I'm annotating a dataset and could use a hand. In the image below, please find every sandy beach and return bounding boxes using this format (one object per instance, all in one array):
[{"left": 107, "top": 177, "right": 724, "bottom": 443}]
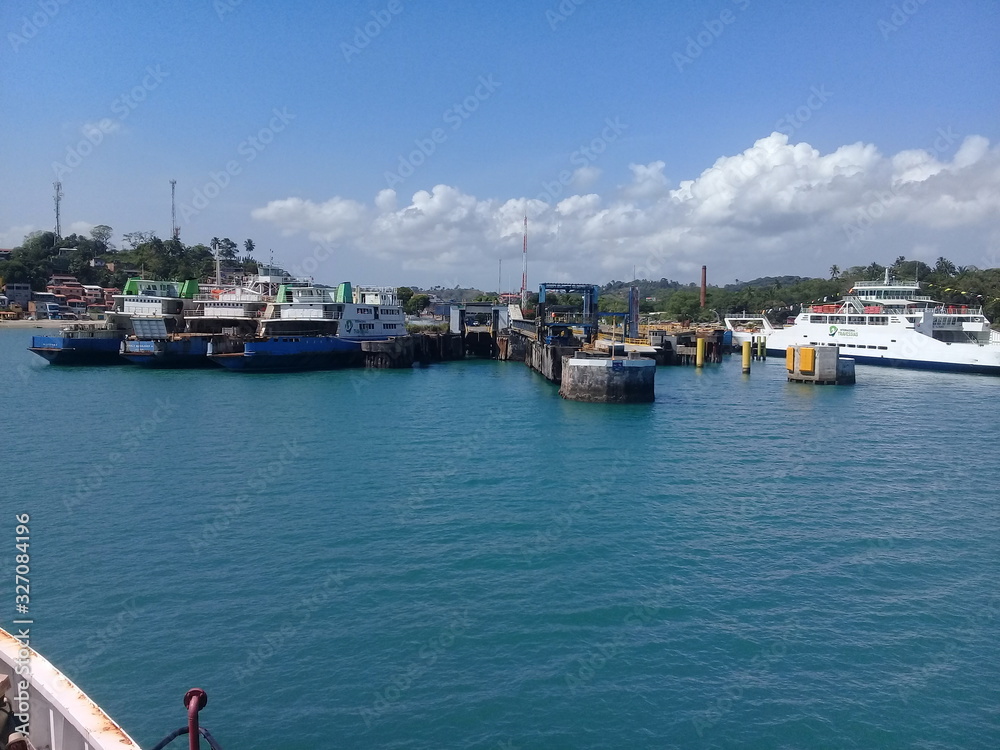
[{"left": 0, "top": 319, "right": 70, "bottom": 329}]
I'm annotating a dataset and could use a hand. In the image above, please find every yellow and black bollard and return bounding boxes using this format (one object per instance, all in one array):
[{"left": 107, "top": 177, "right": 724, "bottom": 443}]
[
  {"left": 742, "top": 340, "right": 751, "bottom": 373},
  {"left": 695, "top": 337, "right": 706, "bottom": 368}
]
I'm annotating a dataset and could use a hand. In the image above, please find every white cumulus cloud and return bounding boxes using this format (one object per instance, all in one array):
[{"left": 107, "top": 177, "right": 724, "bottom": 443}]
[{"left": 251, "top": 132, "right": 1000, "bottom": 284}]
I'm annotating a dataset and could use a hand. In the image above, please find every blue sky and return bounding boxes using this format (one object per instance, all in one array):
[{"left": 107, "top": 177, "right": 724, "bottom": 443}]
[{"left": 2, "top": 0, "right": 999, "bottom": 289}]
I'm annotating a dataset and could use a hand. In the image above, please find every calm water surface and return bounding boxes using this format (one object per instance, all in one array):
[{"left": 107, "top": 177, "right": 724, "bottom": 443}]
[{"left": 1, "top": 329, "right": 998, "bottom": 749}]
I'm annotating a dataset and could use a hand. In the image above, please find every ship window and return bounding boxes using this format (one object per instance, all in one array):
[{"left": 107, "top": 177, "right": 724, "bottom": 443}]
[
  {"left": 810, "top": 315, "right": 828, "bottom": 323},
  {"left": 829, "top": 316, "right": 846, "bottom": 324},
  {"left": 877, "top": 346, "right": 888, "bottom": 350},
  {"left": 868, "top": 345, "right": 877, "bottom": 349},
  {"left": 848, "top": 316, "right": 865, "bottom": 325}
]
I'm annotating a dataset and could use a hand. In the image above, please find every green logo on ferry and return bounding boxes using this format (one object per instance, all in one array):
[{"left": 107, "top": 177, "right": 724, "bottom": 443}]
[{"left": 829, "top": 325, "right": 838, "bottom": 336}]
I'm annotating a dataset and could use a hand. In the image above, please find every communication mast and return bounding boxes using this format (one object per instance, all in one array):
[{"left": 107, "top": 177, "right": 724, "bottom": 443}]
[
  {"left": 520, "top": 215, "right": 528, "bottom": 308},
  {"left": 170, "top": 179, "right": 180, "bottom": 240},
  {"left": 53, "top": 181, "right": 63, "bottom": 239}
]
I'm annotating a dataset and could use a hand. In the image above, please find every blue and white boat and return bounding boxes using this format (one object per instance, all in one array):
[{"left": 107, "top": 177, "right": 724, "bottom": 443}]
[
  {"left": 28, "top": 277, "right": 198, "bottom": 365},
  {"left": 725, "top": 272, "right": 1000, "bottom": 374},
  {"left": 208, "top": 281, "right": 408, "bottom": 371},
  {"left": 120, "top": 268, "right": 281, "bottom": 367},
  {"left": 28, "top": 323, "right": 131, "bottom": 365}
]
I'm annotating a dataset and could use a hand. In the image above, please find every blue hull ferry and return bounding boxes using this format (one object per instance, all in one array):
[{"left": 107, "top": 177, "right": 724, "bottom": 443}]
[
  {"left": 209, "top": 335, "right": 364, "bottom": 371},
  {"left": 208, "top": 280, "right": 408, "bottom": 372},
  {"left": 29, "top": 331, "right": 127, "bottom": 365},
  {"left": 120, "top": 335, "right": 218, "bottom": 368}
]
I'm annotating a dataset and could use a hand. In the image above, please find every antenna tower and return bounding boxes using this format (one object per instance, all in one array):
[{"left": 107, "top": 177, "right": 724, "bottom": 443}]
[
  {"left": 520, "top": 215, "right": 528, "bottom": 308},
  {"left": 53, "top": 181, "right": 63, "bottom": 239},
  {"left": 170, "top": 179, "right": 179, "bottom": 240}
]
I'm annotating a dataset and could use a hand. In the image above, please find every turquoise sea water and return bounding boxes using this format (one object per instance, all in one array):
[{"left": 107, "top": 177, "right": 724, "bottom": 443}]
[{"left": 2, "top": 328, "right": 999, "bottom": 749}]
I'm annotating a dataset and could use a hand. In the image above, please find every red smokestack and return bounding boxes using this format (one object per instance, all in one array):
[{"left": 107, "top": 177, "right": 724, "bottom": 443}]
[{"left": 700, "top": 265, "right": 707, "bottom": 308}]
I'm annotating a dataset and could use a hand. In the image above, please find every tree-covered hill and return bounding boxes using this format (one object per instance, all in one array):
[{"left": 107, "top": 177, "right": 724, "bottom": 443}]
[{"left": 0, "top": 229, "right": 258, "bottom": 291}]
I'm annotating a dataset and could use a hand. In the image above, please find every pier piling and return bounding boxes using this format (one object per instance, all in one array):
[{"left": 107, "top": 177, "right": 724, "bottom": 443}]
[{"left": 742, "top": 340, "right": 751, "bottom": 373}]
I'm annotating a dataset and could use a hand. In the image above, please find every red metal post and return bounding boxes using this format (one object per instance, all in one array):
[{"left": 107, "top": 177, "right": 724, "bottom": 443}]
[
  {"left": 185, "top": 688, "right": 208, "bottom": 750},
  {"left": 700, "top": 265, "right": 707, "bottom": 308}
]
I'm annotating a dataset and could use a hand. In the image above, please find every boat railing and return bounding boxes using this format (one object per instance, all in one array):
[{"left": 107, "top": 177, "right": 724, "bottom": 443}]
[
  {"left": 263, "top": 310, "right": 342, "bottom": 321},
  {"left": 193, "top": 292, "right": 265, "bottom": 302},
  {"left": 186, "top": 309, "right": 263, "bottom": 318},
  {"left": 932, "top": 305, "right": 984, "bottom": 315},
  {"left": 852, "top": 280, "right": 922, "bottom": 288}
]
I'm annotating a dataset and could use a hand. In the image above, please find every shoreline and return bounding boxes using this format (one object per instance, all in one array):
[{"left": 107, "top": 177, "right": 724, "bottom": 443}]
[{"left": 0, "top": 319, "right": 68, "bottom": 329}]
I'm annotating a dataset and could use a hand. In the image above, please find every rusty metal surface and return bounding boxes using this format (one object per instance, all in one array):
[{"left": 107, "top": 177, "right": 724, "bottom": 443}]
[{"left": 0, "top": 627, "right": 140, "bottom": 749}]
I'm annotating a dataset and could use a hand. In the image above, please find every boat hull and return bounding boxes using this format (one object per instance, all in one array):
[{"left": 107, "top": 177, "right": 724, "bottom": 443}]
[
  {"left": 209, "top": 335, "right": 365, "bottom": 372},
  {"left": 728, "top": 320, "right": 1000, "bottom": 376},
  {"left": 765, "top": 346, "right": 1000, "bottom": 375},
  {"left": 120, "top": 337, "right": 217, "bottom": 368},
  {"left": 29, "top": 335, "right": 126, "bottom": 365}
]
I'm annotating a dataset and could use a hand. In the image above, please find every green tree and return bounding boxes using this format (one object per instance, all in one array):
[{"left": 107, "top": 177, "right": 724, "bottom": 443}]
[
  {"left": 123, "top": 231, "right": 155, "bottom": 250},
  {"left": 665, "top": 290, "right": 702, "bottom": 321},
  {"left": 219, "top": 238, "right": 238, "bottom": 260},
  {"left": 829, "top": 264, "right": 840, "bottom": 280},
  {"left": 396, "top": 286, "right": 414, "bottom": 308},
  {"left": 935, "top": 257, "right": 957, "bottom": 276},
  {"left": 90, "top": 225, "right": 114, "bottom": 251},
  {"left": 406, "top": 294, "right": 431, "bottom": 314}
]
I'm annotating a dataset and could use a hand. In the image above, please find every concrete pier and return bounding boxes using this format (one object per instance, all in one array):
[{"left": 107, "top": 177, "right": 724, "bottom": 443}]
[
  {"left": 525, "top": 338, "right": 578, "bottom": 382},
  {"left": 786, "top": 345, "right": 855, "bottom": 385},
  {"left": 559, "top": 352, "right": 655, "bottom": 403},
  {"left": 361, "top": 333, "right": 465, "bottom": 368}
]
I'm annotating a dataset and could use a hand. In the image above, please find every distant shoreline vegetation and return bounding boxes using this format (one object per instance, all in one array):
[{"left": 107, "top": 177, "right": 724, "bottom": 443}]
[
  {"left": 410, "top": 258, "right": 1000, "bottom": 326},
  {"left": 2, "top": 231, "right": 998, "bottom": 325}
]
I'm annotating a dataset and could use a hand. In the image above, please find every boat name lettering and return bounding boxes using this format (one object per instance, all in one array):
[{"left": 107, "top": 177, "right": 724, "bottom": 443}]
[{"left": 828, "top": 326, "right": 858, "bottom": 337}]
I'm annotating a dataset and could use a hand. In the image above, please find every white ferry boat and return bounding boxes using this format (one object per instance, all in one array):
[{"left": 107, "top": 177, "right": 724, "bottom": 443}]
[
  {"left": 208, "top": 281, "right": 408, "bottom": 371},
  {"left": 121, "top": 265, "right": 290, "bottom": 366},
  {"left": 725, "top": 273, "right": 1000, "bottom": 374}
]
